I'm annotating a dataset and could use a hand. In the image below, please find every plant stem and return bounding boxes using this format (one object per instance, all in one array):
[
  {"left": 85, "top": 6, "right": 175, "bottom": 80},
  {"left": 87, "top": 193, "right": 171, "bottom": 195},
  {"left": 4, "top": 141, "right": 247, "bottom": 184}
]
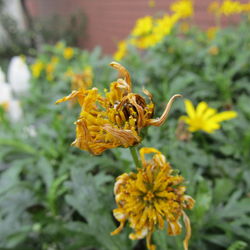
[{"left": 129, "top": 146, "right": 141, "bottom": 168}]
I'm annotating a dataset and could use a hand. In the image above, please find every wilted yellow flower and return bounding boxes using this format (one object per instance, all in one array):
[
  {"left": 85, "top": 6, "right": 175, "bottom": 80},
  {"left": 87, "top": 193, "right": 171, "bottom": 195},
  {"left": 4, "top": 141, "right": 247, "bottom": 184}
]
[
  {"left": 56, "top": 62, "right": 181, "bottom": 155},
  {"left": 170, "top": 0, "right": 194, "bottom": 19},
  {"left": 63, "top": 47, "right": 74, "bottom": 60},
  {"left": 180, "top": 99, "right": 237, "bottom": 133},
  {"left": 114, "top": 41, "right": 127, "bottom": 61},
  {"left": 111, "top": 147, "right": 195, "bottom": 250},
  {"left": 31, "top": 60, "right": 44, "bottom": 78},
  {"left": 131, "top": 16, "right": 153, "bottom": 36}
]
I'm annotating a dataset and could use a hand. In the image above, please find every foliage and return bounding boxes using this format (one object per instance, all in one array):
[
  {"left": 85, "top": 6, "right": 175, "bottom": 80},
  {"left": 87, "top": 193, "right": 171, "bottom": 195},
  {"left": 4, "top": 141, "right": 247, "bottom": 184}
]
[{"left": 0, "top": 18, "right": 250, "bottom": 250}]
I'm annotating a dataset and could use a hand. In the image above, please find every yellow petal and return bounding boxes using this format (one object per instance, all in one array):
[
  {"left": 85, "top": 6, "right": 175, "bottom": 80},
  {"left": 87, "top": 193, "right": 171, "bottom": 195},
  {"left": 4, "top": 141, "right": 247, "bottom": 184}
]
[
  {"left": 182, "top": 211, "right": 191, "bottom": 250},
  {"left": 208, "top": 111, "right": 237, "bottom": 123},
  {"left": 196, "top": 102, "right": 208, "bottom": 116},
  {"left": 184, "top": 99, "right": 196, "bottom": 118}
]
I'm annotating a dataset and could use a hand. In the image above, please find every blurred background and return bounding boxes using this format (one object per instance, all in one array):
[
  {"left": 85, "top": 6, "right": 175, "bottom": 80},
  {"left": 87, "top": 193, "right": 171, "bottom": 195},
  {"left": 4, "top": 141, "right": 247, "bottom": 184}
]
[{"left": 0, "top": 1, "right": 250, "bottom": 250}]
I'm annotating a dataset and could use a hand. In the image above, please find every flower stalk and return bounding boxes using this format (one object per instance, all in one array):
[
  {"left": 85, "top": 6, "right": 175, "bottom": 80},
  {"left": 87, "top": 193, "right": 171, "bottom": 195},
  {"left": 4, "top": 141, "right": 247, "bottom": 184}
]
[{"left": 129, "top": 146, "right": 141, "bottom": 168}]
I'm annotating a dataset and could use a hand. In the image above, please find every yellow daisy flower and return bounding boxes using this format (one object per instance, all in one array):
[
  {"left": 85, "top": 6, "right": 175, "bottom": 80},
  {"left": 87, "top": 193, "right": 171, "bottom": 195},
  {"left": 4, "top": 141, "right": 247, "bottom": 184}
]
[
  {"left": 56, "top": 62, "right": 181, "bottom": 155},
  {"left": 31, "top": 60, "right": 44, "bottom": 78},
  {"left": 180, "top": 99, "right": 237, "bottom": 133},
  {"left": 131, "top": 16, "right": 153, "bottom": 37},
  {"left": 111, "top": 147, "right": 195, "bottom": 250},
  {"left": 113, "top": 40, "right": 127, "bottom": 61},
  {"left": 170, "top": 0, "right": 194, "bottom": 19},
  {"left": 63, "top": 47, "right": 74, "bottom": 60}
]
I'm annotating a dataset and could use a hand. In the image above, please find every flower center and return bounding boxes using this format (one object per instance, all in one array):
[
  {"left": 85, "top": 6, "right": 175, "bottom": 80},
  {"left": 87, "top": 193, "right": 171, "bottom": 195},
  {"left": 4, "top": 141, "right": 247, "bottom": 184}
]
[{"left": 143, "top": 191, "right": 155, "bottom": 202}]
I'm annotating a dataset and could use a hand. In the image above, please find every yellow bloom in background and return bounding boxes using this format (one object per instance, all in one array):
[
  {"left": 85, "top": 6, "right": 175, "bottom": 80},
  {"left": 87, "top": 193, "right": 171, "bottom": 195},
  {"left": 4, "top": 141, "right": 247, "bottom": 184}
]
[
  {"left": 31, "top": 60, "right": 44, "bottom": 78},
  {"left": 63, "top": 47, "right": 74, "bottom": 60},
  {"left": 130, "top": 14, "right": 179, "bottom": 49},
  {"left": 113, "top": 40, "right": 127, "bottom": 61},
  {"left": 220, "top": 0, "right": 242, "bottom": 16},
  {"left": 208, "top": 46, "right": 219, "bottom": 55},
  {"left": 131, "top": 16, "right": 153, "bottom": 37},
  {"left": 180, "top": 99, "right": 237, "bottom": 133},
  {"left": 208, "top": 1, "right": 221, "bottom": 15},
  {"left": 206, "top": 26, "right": 219, "bottom": 40},
  {"left": 46, "top": 56, "right": 59, "bottom": 81},
  {"left": 55, "top": 41, "right": 65, "bottom": 50},
  {"left": 66, "top": 66, "right": 93, "bottom": 90},
  {"left": 242, "top": 3, "right": 250, "bottom": 12},
  {"left": 209, "top": 0, "right": 246, "bottom": 16},
  {"left": 111, "top": 147, "right": 195, "bottom": 250},
  {"left": 148, "top": 0, "right": 155, "bottom": 8},
  {"left": 56, "top": 62, "right": 181, "bottom": 155},
  {"left": 180, "top": 22, "right": 190, "bottom": 33},
  {"left": 170, "top": 0, "right": 194, "bottom": 19}
]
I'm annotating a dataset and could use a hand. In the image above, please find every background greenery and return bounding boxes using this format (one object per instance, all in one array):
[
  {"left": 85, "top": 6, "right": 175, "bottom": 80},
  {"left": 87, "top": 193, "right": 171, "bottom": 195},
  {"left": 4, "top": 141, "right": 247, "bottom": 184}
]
[{"left": 0, "top": 19, "right": 250, "bottom": 250}]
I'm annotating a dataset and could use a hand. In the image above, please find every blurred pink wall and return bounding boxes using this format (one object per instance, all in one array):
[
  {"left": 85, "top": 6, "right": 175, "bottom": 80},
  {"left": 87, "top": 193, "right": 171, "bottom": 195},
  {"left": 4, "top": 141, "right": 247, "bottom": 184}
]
[{"left": 26, "top": 0, "right": 248, "bottom": 54}]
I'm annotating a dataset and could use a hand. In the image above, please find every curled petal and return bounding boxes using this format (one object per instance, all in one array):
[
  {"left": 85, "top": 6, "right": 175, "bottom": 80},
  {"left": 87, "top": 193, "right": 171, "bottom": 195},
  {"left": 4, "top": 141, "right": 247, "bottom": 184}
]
[
  {"left": 167, "top": 220, "right": 182, "bottom": 236},
  {"left": 147, "top": 94, "right": 182, "bottom": 126},
  {"left": 55, "top": 90, "right": 82, "bottom": 104},
  {"left": 110, "top": 61, "right": 131, "bottom": 91},
  {"left": 129, "top": 227, "right": 148, "bottom": 240},
  {"left": 103, "top": 124, "right": 141, "bottom": 147},
  {"left": 146, "top": 231, "right": 156, "bottom": 250},
  {"left": 139, "top": 147, "right": 162, "bottom": 166},
  {"left": 182, "top": 211, "right": 191, "bottom": 250},
  {"left": 111, "top": 219, "right": 126, "bottom": 235}
]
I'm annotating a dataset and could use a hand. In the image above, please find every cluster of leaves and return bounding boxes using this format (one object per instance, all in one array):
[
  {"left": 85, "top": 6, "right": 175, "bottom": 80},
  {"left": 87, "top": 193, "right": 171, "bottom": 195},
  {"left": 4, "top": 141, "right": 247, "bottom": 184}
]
[{"left": 0, "top": 20, "right": 250, "bottom": 250}]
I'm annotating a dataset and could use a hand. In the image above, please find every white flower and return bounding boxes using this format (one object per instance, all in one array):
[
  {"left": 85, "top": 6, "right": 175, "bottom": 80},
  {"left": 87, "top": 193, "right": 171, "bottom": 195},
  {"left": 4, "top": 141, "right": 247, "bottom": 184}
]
[
  {"left": 0, "top": 82, "right": 22, "bottom": 121},
  {"left": 0, "top": 67, "right": 6, "bottom": 83},
  {"left": 7, "top": 56, "right": 30, "bottom": 95},
  {"left": 8, "top": 99, "right": 23, "bottom": 122},
  {"left": 0, "top": 82, "right": 12, "bottom": 105}
]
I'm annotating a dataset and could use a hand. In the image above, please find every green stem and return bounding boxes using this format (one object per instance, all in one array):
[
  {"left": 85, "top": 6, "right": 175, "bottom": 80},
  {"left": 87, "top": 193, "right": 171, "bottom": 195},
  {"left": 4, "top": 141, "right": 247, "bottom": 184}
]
[{"left": 129, "top": 146, "right": 141, "bottom": 168}]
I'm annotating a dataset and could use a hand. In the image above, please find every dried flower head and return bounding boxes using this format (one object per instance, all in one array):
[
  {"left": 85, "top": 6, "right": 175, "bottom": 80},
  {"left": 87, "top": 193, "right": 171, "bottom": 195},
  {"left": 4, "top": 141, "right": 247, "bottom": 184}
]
[
  {"left": 111, "top": 147, "right": 195, "bottom": 250},
  {"left": 56, "top": 62, "right": 181, "bottom": 155}
]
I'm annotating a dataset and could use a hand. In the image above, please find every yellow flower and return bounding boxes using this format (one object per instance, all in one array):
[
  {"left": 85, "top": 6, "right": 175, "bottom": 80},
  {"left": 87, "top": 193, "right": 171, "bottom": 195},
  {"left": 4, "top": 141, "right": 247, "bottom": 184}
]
[
  {"left": 170, "top": 0, "right": 194, "bottom": 19},
  {"left": 242, "top": 3, "right": 250, "bottom": 12},
  {"left": 31, "top": 60, "right": 44, "bottom": 78},
  {"left": 55, "top": 41, "right": 65, "bottom": 50},
  {"left": 209, "top": 0, "right": 243, "bottom": 16},
  {"left": 148, "top": 0, "right": 155, "bottom": 8},
  {"left": 208, "top": 46, "right": 219, "bottom": 55},
  {"left": 206, "top": 26, "right": 218, "bottom": 40},
  {"left": 180, "top": 99, "right": 237, "bottom": 133},
  {"left": 220, "top": 0, "right": 242, "bottom": 16},
  {"left": 46, "top": 56, "right": 59, "bottom": 81},
  {"left": 111, "top": 147, "right": 195, "bottom": 250},
  {"left": 56, "top": 62, "right": 181, "bottom": 155},
  {"left": 67, "top": 66, "right": 93, "bottom": 90},
  {"left": 130, "top": 14, "right": 179, "bottom": 49},
  {"left": 113, "top": 40, "right": 127, "bottom": 61},
  {"left": 63, "top": 47, "right": 74, "bottom": 60},
  {"left": 131, "top": 16, "right": 153, "bottom": 37},
  {"left": 208, "top": 1, "right": 220, "bottom": 15}
]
